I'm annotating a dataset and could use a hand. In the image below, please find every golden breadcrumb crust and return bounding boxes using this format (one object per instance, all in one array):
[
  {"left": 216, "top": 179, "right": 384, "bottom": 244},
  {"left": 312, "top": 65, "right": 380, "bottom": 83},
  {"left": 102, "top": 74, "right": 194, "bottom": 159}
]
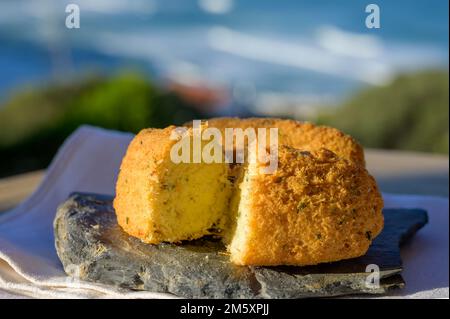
[
  {"left": 229, "top": 146, "right": 384, "bottom": 266},
  {"left": 185, "top": 117, "right": 365, "bottom": 167},
  {"left": 114, "top": 126, "right": 176, "bottom": 242}
]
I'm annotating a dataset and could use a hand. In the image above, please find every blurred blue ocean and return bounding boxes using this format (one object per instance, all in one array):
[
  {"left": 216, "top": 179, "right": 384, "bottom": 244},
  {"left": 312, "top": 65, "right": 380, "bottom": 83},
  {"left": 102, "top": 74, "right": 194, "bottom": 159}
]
[{"left": 0, "top": 0, "right": 448, "bottom": 111}]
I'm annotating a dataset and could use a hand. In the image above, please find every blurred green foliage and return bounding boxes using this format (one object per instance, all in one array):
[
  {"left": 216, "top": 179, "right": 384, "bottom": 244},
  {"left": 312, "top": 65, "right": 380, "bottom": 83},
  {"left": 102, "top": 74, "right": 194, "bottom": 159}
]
[
  {"left": 0, "top": 69, "right": 448, "bottom": 178},
  {"left": 318, "top": 70, "right": 449, "bottom": 154},
  {"left": 0, "top": 72, "right": 204, "bottom": 177}
]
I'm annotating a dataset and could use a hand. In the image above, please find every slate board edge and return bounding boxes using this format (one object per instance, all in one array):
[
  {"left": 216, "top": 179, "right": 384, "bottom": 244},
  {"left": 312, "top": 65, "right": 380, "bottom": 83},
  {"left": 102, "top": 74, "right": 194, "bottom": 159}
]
[{"left": 54, "top": 193, "right": 428, "bottom": 299}]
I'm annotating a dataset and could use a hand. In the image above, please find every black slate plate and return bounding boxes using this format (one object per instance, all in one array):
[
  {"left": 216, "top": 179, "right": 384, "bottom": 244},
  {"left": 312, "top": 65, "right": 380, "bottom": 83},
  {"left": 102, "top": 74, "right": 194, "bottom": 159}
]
[{"left": 54, "top": 193, "right": 428, "bottom": 298}]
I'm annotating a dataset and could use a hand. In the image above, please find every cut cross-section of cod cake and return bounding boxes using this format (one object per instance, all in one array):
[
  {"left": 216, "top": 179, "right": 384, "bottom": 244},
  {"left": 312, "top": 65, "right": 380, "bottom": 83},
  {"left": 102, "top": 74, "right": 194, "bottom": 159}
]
[{"left": 114, "top": 126, "right": 233, "bottom": 243}]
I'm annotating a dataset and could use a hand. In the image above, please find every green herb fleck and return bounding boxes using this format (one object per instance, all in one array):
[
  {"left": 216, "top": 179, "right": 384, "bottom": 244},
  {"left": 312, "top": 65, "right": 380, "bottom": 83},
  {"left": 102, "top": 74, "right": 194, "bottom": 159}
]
[
  {"left": 273, "top": 176, "right": 283, "bottom": 183},
  {"left": 297, "top": 201, "right": 308, "bottom": 212},
  {"left": 227, "top": 175, "right": 237, "bottom": 183},
  {"left": 161, "top": 183, "right": 175, "bottom": 190}
]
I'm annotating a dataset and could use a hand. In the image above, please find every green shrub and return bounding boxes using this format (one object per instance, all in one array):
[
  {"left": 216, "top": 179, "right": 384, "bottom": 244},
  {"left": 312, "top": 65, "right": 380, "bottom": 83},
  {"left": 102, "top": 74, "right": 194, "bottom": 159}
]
[
  {"left": 317, "top": 70, "right": 449, "bottom": 154},
  {"left": 0, "top": 72, "right": 204, "bottom": 177}
]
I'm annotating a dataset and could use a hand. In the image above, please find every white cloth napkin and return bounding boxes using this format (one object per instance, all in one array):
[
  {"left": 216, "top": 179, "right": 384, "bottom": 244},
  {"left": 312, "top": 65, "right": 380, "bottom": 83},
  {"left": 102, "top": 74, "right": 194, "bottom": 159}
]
[{"left": 0, "top": 126, "right": 448, "bottom": 299}]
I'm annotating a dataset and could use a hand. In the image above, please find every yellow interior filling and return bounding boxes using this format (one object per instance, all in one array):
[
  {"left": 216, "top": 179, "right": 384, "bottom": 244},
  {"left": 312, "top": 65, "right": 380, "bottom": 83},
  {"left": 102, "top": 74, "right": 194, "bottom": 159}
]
[
  {"left": 227, "top": 164, "right": 254, "bottom": 256},
  {"left": 149, "top": 130, "right": 258, "bottom": 246},
  {"left": 153, "top": 161, "right": 233, "bottom": 242}
]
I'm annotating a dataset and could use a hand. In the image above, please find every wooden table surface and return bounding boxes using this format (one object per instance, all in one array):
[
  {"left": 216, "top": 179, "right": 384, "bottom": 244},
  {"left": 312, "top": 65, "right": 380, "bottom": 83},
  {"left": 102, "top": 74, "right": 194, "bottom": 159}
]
[{"left": 0, "top": 149, "right": 448, "bottom": 212}]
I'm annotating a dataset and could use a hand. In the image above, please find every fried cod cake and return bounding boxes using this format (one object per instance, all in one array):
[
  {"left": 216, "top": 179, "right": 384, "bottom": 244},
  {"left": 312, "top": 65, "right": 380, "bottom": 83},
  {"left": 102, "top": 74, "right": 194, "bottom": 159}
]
[{"left": 114, "top": 118, "right": 383, "bottom": 266}]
